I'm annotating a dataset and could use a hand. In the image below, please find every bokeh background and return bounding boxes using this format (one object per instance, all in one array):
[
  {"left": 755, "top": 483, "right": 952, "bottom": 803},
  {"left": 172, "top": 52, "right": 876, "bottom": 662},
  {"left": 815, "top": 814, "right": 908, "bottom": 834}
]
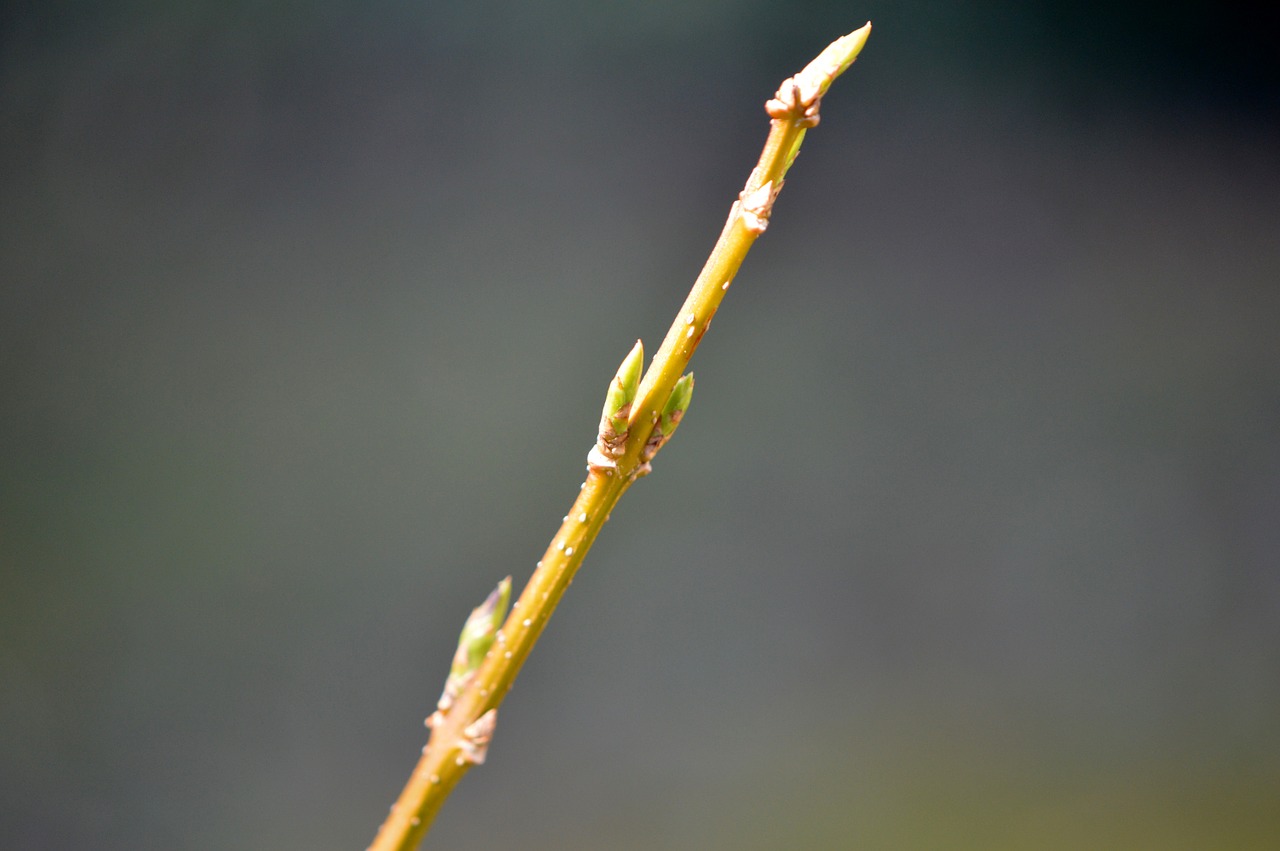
[{"left": 3, "top": 2, "right": 1278, "bottom": 848}]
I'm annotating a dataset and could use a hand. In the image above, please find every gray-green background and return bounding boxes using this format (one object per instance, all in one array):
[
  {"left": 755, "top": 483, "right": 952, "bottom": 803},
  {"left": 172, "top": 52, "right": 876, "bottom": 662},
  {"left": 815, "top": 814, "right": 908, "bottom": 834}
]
[{"left": 3, "top": 2, "right": 1277, "bottom": 848}]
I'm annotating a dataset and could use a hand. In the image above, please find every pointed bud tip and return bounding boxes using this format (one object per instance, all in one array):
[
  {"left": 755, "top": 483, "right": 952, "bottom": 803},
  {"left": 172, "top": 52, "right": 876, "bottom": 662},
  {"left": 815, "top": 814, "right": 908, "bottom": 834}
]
[
  {"left": 658, "top": 373, "right": 695, "bottom": 436},
  {"left": 664, "top": 373, "right": 694, "bottom": 414},
  {"left": 620, "top": 339, "right": 644, "bottom": 392},
  {"left": 600, "top": 340, "right": 646, "bottom": 451},
  {"left": 793, "top": 22, "right": 871, "bottom": 104},
  {"left": 482, "top": 577, "right": 512, "bottom": 613},
  {"left": 452, "top": 577, "right": 513, "bottom": 678},
  {"left": 602, "top": 340, "right": 645, "bottom": 426}
]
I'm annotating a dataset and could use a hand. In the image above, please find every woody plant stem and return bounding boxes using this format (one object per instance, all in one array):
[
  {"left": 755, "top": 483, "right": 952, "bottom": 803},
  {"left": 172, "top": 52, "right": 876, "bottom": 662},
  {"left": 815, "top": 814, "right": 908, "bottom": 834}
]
[{"left": 369, "top": 22, "right": 871, "bottom": 851}]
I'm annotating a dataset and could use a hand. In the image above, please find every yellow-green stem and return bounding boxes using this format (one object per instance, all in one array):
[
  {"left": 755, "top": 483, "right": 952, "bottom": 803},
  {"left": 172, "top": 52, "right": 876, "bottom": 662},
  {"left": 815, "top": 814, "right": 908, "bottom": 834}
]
[
  {"left": 370, "top": 468, "right": 630, "bottom": 851},
  {"left": 369, "top": 21, "right": 870, "bottom": 851}
]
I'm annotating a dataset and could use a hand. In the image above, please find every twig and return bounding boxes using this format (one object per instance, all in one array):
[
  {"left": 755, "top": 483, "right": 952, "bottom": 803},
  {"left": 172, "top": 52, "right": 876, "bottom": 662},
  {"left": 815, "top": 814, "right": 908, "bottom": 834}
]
[{"left": 368, "top": 22, "right": 871, "bottom": 850}]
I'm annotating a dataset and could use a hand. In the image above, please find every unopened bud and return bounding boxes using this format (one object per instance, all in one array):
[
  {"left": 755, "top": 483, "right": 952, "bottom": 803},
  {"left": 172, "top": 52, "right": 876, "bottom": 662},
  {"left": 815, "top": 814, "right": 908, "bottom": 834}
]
[
  {"left": 598, "top": 339, "right": 644, "bottom": 457},
  {"left": 433, "top": 577, "right": 511, "bottom": 722},
  {"left": 643, "top": 373, "right": 694, "bottom": 462}
]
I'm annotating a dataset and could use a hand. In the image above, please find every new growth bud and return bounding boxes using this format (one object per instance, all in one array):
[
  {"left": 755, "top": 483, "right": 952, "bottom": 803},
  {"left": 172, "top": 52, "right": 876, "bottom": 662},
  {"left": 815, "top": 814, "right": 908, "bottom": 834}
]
[
  {"left": 429, "top": 577, "right": 512, "bottom": 726},
  {"left": 764, "top": 22, "right": 871, "bottom": 180},
  {"left": 597, "top": 339, "right": 644, "bottom": 460},
  {"left": 642, "top": 373, "right": 694, "bottom": 463},
  {"left": 451, "top": 577, "right": 512, "bottom": 680},
  {"left": 659, "top": 373, "right": 694, "bottom": 438},
  {"left": 765, "top": 22, "right": 871, "bottom": 128}
]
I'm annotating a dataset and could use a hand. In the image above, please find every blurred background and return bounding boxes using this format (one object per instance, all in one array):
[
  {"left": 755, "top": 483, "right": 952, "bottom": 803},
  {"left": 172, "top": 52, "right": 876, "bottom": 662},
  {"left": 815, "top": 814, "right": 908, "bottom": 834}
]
[{"left": 3, "top": 2, "right": 1278, "bottom": 848}]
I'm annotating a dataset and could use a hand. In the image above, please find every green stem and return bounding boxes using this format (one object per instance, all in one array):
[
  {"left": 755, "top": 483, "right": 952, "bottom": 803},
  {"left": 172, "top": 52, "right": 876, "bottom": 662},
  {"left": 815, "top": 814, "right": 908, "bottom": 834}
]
[{"left": 368, "top": 22, "right": 870, "bottom": 851}]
